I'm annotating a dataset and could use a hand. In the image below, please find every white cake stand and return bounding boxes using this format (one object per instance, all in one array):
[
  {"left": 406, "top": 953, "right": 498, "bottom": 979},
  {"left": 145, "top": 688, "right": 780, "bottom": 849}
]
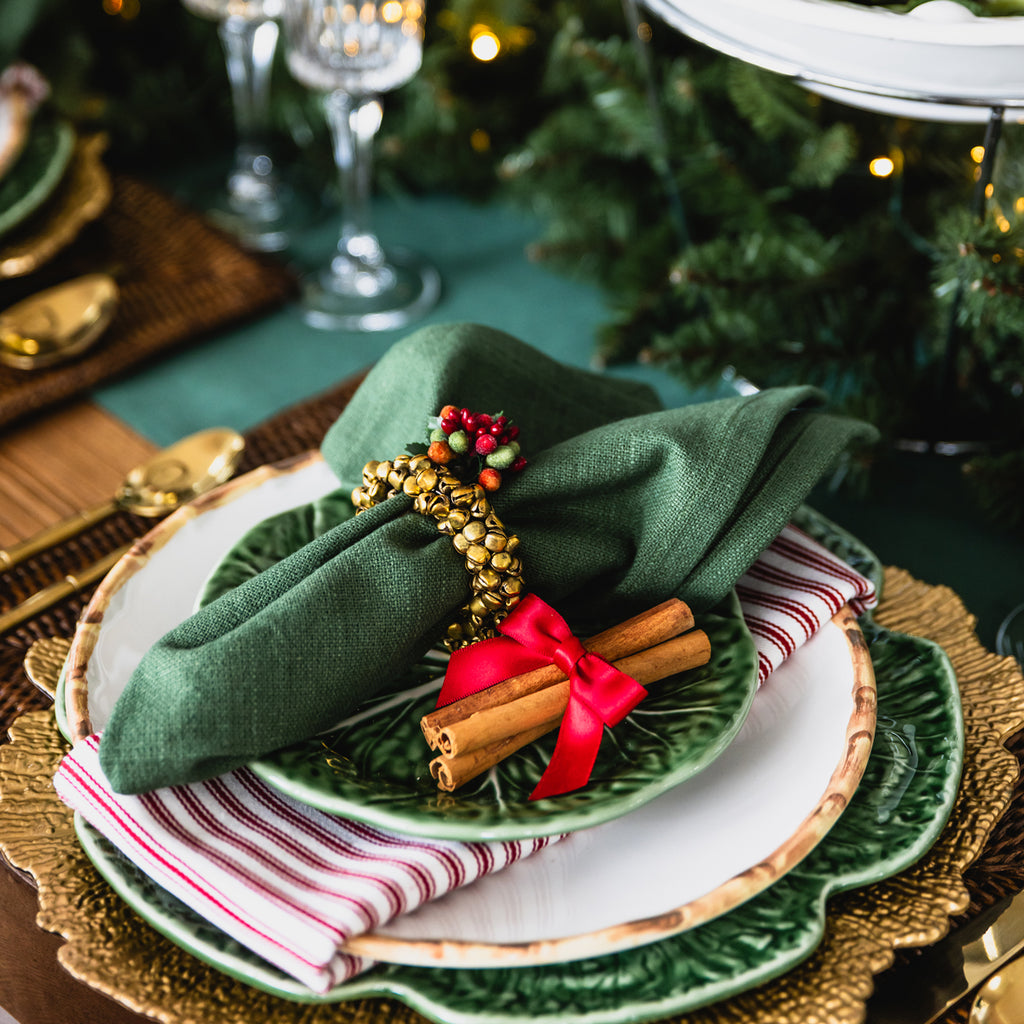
[{"left": 641, "top": 0, "right": 1024, "bottom": 122}]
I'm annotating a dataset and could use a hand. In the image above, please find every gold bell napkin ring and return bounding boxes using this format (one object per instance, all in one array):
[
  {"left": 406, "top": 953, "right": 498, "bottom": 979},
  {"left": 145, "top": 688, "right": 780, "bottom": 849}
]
[{"left": 351, "top": 405, "right": 529, "bottom": 651}]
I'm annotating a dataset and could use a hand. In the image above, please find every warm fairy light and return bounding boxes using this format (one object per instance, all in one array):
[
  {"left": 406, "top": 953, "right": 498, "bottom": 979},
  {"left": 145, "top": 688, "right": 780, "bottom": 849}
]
[
  {"left": 102, "top": 0, "right": 138, "bottom": 17},
  {"left": 993, "top": 253, "right": 1002, "bottom": 262},
  {"left": 381, "top": 1, "right": 403, "bottom": 22},
  {"left": 636, "top": 20, "right": 653, "bottom": 42},
  {"left": 997, "top": 215, "right": 1012, "bottom": 232},
  {"left": 470, "top": 26, "right": 501, "bottom": 61},
  {"left": 869, "top": 156, "right": 895, "bottom": 178},
  {"left": 360, "top": 2, "right": 376, "bottom": 24},
  {"left": 470, "top": 128, "right": 491, "bottom": 152},
  {"left": 986, "top": 183, "right": 995, "bottom": 198},
  {"left": 1015, "top": 197, "right": 1024, "bottom": 214},
  {"left": 971, "top": 145, "right": 986, "bottom": 163}
]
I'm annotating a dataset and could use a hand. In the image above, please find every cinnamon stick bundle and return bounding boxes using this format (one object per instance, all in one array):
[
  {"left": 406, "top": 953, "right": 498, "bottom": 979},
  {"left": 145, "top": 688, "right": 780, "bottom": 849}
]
[
  {"left": 429, "top": 632, "right": 710, "bottom": 792},
  {"left": 420, "top": 598, "right": 694, "bottom": 750},
  {"left": 424, "top": 599, "right": 712, "bottom": 793},
  {"left": 438, "top": 629, "right": 711, "bottom": 759}
]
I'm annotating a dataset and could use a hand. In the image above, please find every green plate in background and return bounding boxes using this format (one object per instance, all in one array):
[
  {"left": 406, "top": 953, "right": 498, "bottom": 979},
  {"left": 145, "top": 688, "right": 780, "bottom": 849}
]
[{"left": 0, "top": 115, "right": 74, "bottom": 240}]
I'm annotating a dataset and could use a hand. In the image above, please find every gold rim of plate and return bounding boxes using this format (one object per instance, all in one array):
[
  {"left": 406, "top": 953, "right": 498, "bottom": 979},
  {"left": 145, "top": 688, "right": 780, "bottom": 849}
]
[
  {"left": 64, "top": 451, "right": 879, "bottom": 968},
  {"left": 1, "top": 567, "right": 1022, "bottom": 1022},
  {"left": 0, "top": 133, "right": 112, "bottom": 280}
]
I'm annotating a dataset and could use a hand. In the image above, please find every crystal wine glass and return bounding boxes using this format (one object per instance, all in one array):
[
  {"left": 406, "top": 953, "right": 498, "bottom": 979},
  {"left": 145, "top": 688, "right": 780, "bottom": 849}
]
[
  {"left": 281, "top": 0, "right": 440, "bottom": 331},
  {"left": 181, "top": 0, "right": 291, "bottom": 252}
]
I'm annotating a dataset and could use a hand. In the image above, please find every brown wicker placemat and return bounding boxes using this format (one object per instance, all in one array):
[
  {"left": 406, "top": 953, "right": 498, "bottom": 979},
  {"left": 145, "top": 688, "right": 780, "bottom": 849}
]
[
  {"left": 0, "top": 370, "right": 1020, "bottom": 1024},
  {"left": 0, "top": 174, "right": 299, "bottom": 432}
]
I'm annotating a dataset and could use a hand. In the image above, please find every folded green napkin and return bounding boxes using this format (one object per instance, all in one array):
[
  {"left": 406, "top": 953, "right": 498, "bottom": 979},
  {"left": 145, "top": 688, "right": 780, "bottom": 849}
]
[{"left": 98, "top": 323, "right": 878, "bottom": 793}]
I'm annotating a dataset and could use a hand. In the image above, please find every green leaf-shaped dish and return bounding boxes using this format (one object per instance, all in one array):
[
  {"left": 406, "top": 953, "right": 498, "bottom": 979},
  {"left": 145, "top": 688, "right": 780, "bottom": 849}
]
[
  {"left": 0, "top": 115, "right": 74, "bottom": 240},
  {"left": 197, "top": 485, "right": 759, "bottom": 841},
  {"left": 74, "top": 606, "right": 962, "bottom": 1021}
]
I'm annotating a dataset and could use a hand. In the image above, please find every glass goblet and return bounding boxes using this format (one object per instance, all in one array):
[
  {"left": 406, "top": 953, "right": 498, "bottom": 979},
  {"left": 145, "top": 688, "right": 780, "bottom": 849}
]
[
  {"left": 181, "top": 0, "right": 291, "bottom": 252},
  {"left": 282, "top": 0, "right": 441, "bottom": 331}
]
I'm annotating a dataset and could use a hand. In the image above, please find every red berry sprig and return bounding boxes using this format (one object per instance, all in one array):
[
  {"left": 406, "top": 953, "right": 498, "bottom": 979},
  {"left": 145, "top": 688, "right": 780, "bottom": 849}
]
[{"left": 423, "top": 403, "right": 527, "bottom": 492}]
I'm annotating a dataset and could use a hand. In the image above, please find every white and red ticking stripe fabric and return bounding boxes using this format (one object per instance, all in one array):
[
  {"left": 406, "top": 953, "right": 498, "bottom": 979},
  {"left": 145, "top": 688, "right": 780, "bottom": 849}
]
[
  {"left": 54, "top": 736, "right": 554, "bottom": 993},
  {"left": 53, "top": 524, "right": 875, "bottom": 993},
  {"left": 736, "top": 523, "right": 877, "bottom": 684}
]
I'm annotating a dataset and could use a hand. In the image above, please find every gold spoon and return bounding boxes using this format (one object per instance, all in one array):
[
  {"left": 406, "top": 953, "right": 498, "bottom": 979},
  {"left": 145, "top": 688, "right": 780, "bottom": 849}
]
[
  {"left": 0, "top": 426, "right": 246, "bottom": 571},
  {"left": 0, "top": 273, "right": 119, "bottom": 370},
  {"left": 970, "top": 954, "right": 1024, "bottom": 1023}
]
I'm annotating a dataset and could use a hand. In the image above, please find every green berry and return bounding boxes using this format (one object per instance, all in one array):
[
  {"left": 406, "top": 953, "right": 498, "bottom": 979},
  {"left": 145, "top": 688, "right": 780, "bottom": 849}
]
[
  {"left": 486, "top": 445, "right": 516, "bottom": 470},
  {"left": 448, "top": 429, "right": 470, "bottom": 453},
  {"left": 429, "top": 427, "right": 447, "bottom": 444}
]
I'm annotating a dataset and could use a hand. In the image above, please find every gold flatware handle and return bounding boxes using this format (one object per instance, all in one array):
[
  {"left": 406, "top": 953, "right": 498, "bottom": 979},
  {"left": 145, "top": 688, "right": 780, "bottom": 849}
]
[
  {"left": 0, "top": 544, "right": 128, "bottom": 635},
  {"left": 0, "top": 499, "right": 120, "bottom": 571}
]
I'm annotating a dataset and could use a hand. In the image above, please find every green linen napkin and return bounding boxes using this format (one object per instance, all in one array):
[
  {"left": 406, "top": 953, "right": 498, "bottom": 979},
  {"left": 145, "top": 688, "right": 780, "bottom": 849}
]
[{"left": 98, "top": 323, "right": 879, "bottom": 793}]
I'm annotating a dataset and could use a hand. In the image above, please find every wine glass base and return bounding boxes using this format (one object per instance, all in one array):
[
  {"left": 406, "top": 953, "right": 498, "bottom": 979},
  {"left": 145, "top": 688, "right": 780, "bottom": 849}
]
[
  {"left": 205, "top": 177, "right": 296, "bottom": 253},
  {"left": 207, "top": 206, "right": 291, "bottom": 253},
  {"left": 301, "top": 246, "right": 441, "bottom": 332}
]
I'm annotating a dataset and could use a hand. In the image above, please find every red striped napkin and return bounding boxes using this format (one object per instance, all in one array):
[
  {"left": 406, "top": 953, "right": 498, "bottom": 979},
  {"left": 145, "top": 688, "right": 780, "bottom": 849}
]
[
  {"left": 737, "top": 523, "right": 877, "bottom": 684},
  {"left": 55, "top": 737, "right": 555, "bottom": 993},
  {"left": 53, "top": 524, "right": 876, "bottom": 993}
]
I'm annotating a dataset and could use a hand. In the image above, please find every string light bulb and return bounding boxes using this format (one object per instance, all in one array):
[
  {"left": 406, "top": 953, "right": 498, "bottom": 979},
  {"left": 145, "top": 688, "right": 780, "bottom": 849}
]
[
  {"left": 470, "top": 24, "right": 500, "bottom": 61},
  {"left": 869, "top": 156, "right": 895, "bottom": 178},
  {"left": 102, "top": 0, "right": 139, "bottom": 17}
]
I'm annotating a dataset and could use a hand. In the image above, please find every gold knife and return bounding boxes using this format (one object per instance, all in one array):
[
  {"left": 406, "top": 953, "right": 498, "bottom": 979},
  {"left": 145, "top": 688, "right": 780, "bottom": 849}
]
[{"left": 866, "top": 889, "right": 1024, "bottom": 1022}]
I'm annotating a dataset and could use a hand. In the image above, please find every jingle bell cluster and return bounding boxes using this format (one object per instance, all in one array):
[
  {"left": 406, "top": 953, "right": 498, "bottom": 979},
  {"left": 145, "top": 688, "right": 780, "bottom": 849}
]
[{"left": 351, "top": 453, "right": 524, "bottom": 649}]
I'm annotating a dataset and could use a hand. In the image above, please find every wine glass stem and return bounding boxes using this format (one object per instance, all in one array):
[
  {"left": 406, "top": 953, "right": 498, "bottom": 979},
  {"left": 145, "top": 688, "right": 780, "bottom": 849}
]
[
  {"left": 323, "top": 89, "right": 386, "bottom": 270},
  {"left": 218, "top": 15, "right": 280, "bottom": 198}
]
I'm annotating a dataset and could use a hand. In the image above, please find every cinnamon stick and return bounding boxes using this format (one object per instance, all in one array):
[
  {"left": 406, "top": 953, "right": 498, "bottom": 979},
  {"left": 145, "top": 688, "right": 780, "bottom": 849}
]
[
  {"left": 433, "top": 628, "right": 712, "bottom": 772},
  {"left": 430, "top": 717, "right": 561, "bottom": 792},
  {"left": 420, "top": 598, "right": 694, "bottom": 750}
]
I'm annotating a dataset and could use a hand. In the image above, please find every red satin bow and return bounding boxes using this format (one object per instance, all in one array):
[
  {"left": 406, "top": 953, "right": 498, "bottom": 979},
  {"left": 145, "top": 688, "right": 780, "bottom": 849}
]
[{"left": 437, "top": 594, "right": 648, "bottom": 800}]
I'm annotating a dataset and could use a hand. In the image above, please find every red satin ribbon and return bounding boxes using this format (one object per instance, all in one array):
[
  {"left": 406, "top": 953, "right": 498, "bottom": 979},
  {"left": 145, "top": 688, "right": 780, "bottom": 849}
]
[{"left": 437, "top": 594, "right": 648, "bottom": 800}]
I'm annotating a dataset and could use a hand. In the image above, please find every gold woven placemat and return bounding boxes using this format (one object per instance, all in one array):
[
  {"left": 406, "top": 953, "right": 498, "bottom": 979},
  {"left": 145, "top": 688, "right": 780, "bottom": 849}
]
[{"left": 0, "top": 173, "right": 298, "bottom": 432}]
